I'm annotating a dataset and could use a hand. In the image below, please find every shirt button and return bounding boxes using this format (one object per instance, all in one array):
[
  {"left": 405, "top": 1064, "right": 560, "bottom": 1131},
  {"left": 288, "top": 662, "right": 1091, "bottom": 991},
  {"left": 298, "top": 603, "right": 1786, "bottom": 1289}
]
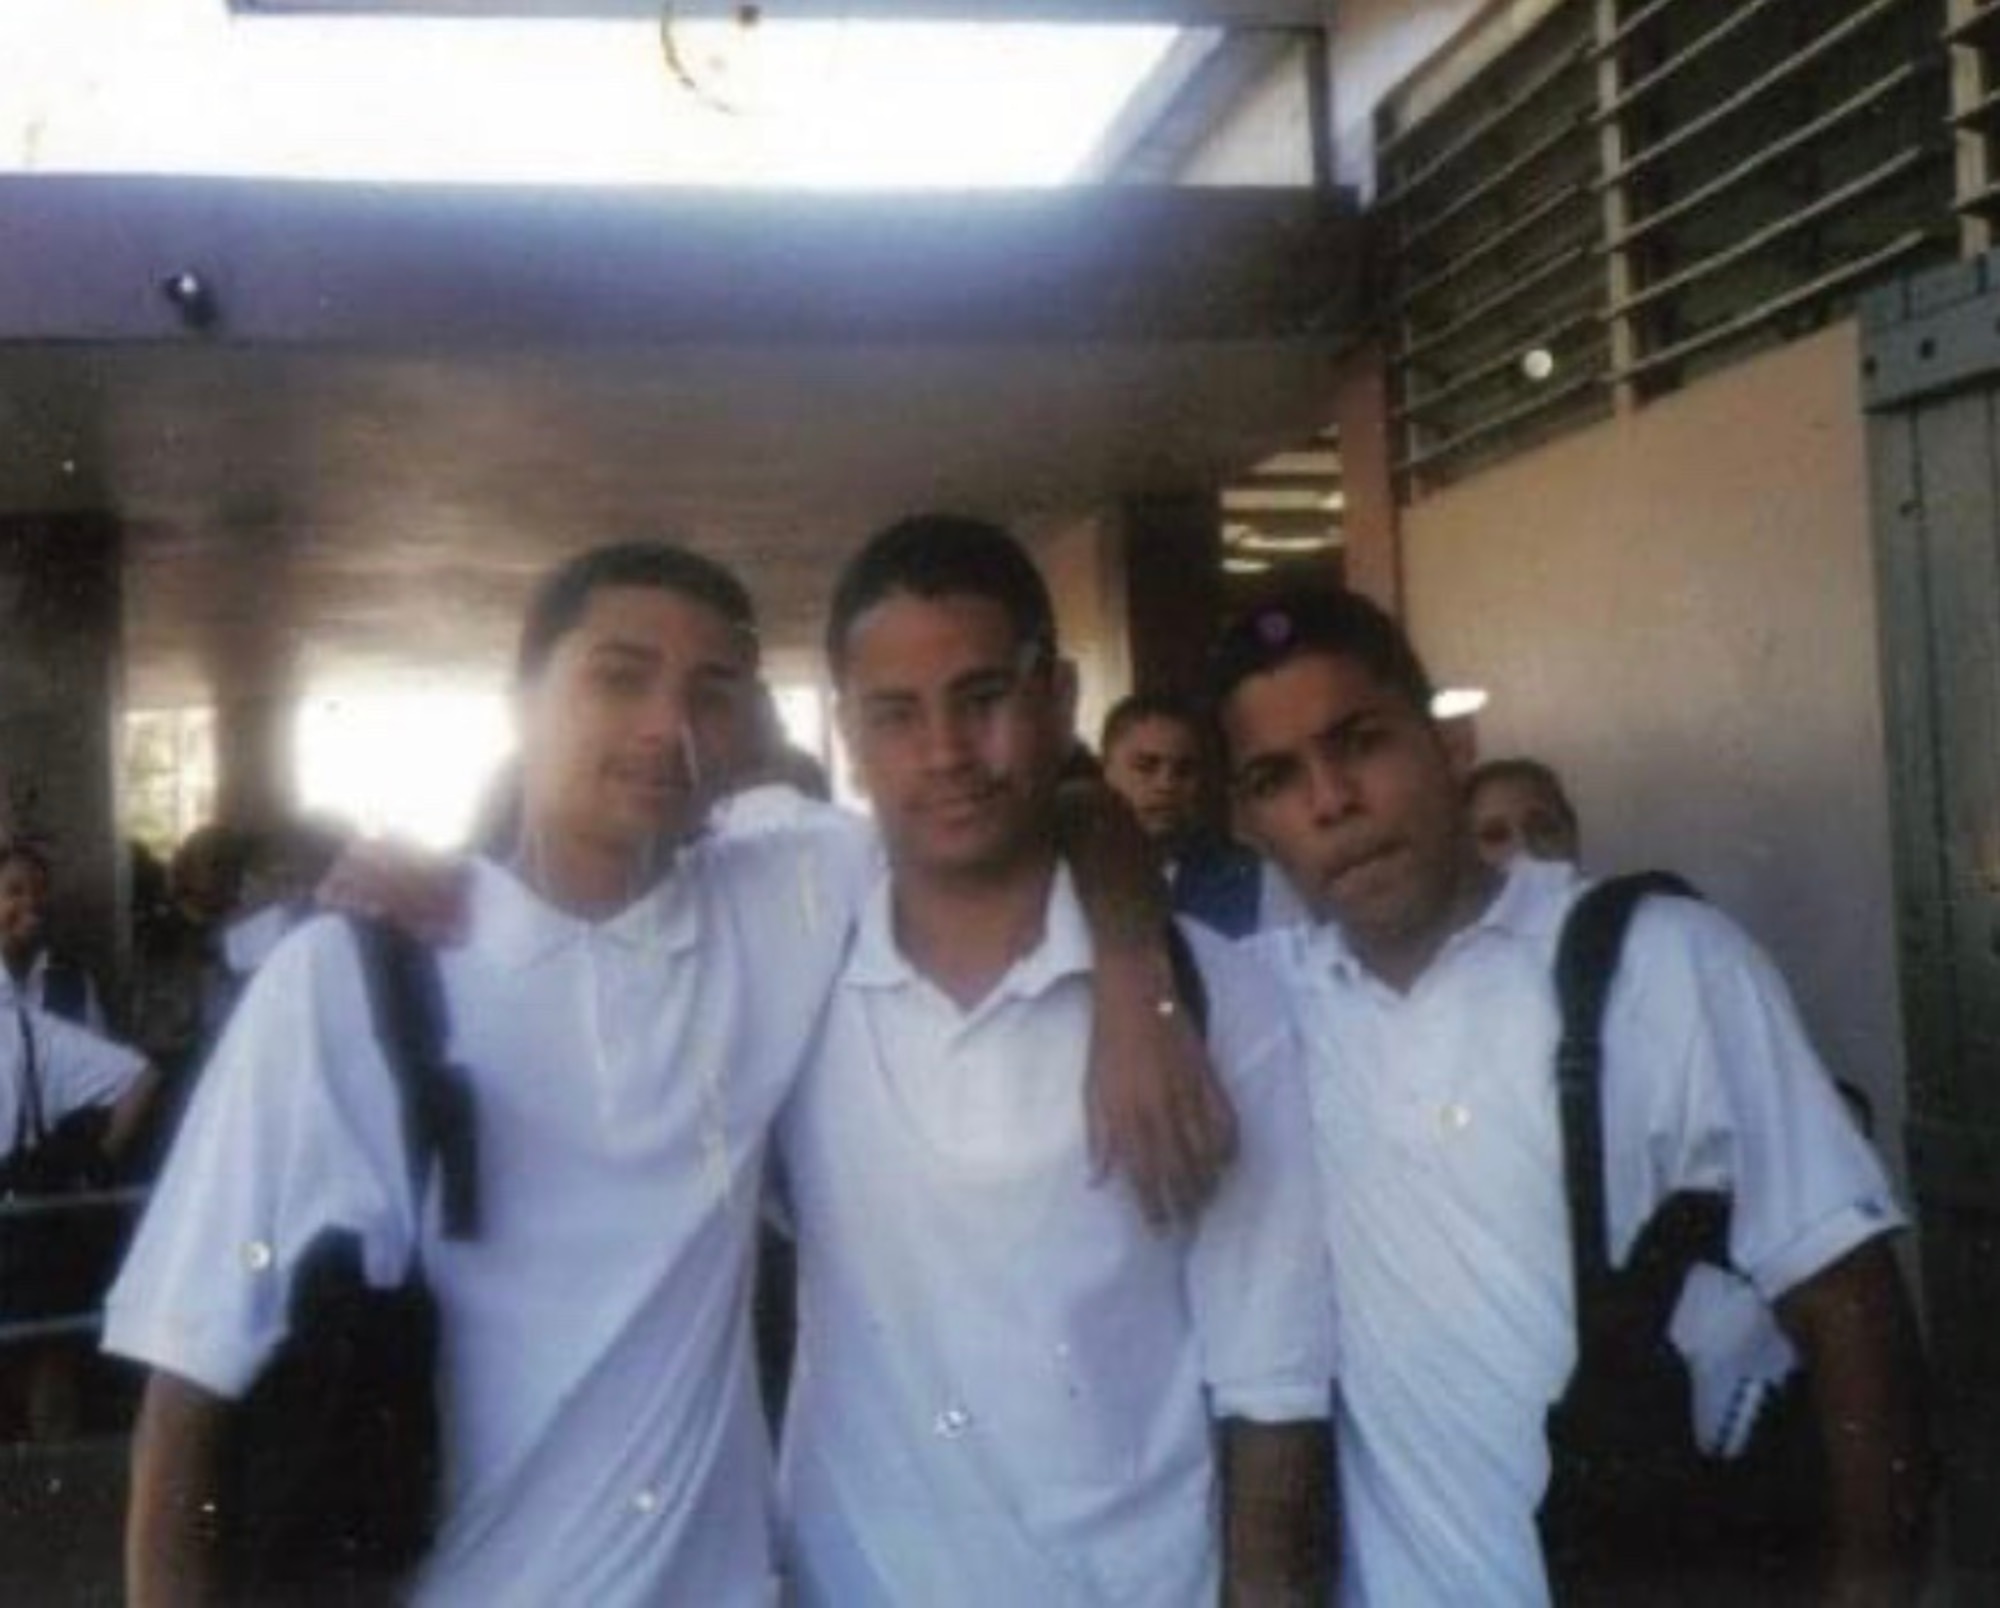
[
  {"left": 240, "top": 1240, "right": 274, "bottom": 1273},
  {"left": 632, "top": 1486, "right": 662, "bottom": 1516},
  {"left": 1440, "top": 1102, "right": 1472, "bottom": 1134},
  {"left": 933, "top": 1405, "right": 973, "bottom": 1439}
]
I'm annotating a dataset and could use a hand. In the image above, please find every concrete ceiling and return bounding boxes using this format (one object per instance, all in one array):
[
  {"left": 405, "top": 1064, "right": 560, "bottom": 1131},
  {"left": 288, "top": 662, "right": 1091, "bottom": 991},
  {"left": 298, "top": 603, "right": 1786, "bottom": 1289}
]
[{"left": 0, "top": 177, "right": 1364, "bottom": 702}]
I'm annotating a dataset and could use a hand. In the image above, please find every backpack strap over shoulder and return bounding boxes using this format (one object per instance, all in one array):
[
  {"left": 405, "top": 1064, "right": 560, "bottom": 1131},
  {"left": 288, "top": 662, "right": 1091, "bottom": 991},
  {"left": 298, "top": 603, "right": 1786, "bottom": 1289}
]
[
  {"left": 345, "top": 918, "right": 479, "bottom": 1242},
  {"left": 1552, "top": 871, "right": 1699, "bottom": 1303}
]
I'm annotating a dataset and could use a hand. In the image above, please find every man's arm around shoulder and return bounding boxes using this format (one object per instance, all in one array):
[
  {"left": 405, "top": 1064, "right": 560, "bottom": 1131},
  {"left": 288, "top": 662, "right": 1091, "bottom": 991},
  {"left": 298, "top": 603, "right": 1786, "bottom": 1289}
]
[
  {"left": 128, "top": 1369, "right": 233, "bottom": 1608},
  {"left": 1221, "top": 1417, "right": 1334, "bottom": 1607}
]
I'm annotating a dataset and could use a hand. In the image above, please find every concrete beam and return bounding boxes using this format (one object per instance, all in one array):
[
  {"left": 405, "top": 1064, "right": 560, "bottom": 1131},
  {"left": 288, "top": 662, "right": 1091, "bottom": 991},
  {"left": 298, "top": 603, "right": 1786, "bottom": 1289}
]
[
  {"left": 232, "top": 2, "right": 1334, "bottom": 24},
  {"left": 0, "top": 177, "right": 1363, "bottom": 348}
]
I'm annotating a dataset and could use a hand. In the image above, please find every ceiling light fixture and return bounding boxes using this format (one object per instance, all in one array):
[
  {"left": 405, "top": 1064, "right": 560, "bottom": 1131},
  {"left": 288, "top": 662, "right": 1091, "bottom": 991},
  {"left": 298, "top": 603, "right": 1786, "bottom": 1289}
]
[
  {"left": 1430, "top": 687, "right": 1490, "bottom": 720},
  {"left": 1225, "top": 529, "right": 1340, "bottom": 555},
  {"left": 1223, "top": 556, "right": 1272, "bottom": 576}
]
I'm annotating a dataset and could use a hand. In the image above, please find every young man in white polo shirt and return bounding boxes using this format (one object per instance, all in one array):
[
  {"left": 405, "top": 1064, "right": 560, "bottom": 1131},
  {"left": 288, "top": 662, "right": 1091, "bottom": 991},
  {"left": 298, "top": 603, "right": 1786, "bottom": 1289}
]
[
  {"left": 109, "top": 543, "right": 876, "bottom": 1606},
  {"left": 109, "top": 541, "right": 1229, "bottom": 1606},
  {"left": 1210, "top": 587, "right": 1931, "bottom": 1606},
  {"left": 775, "top": 516, "right": 1335, "bottom": 1606}
]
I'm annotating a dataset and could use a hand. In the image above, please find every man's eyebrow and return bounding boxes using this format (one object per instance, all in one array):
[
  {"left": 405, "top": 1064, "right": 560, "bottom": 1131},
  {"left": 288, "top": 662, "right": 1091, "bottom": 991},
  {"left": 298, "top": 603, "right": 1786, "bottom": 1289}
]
[
  {"left": 586, "top": 639, "right": 659, "bottom": 664},
  {"left": 948, "top": 666, "right": 1018, "bottom": 696},
  {"left": 1231, "top": 749, "right": 1297, "bottom": 789}
]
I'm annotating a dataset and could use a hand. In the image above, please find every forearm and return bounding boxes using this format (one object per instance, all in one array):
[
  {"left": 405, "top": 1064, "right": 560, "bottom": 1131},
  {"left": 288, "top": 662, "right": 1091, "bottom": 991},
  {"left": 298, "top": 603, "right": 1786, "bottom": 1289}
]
[
  {"left": 1054, "top": 780, "right": 1173, "bottom": 952},
  {"left": 1219, "top": 1418, "right": 1334, "bottom": 1608},
  {"left": 104, "top": 1065, "right": 165, "bottom": 1162},
  {"left": 128, "top": 1370, "right": 231, "bottom": 1608},
  {"left": 1775, "top": 1238, "right": 1933, "bottom": 1604}
]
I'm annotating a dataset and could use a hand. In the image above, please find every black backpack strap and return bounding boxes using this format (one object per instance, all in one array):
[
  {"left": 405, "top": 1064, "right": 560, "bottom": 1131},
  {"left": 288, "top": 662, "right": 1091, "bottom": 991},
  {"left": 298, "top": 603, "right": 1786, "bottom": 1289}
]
[
  {"left": 345, "top": 918, "right": 479, "bottom": 1241},
  {"left": 40, "top": 960, "right": 88, "bottom": 1026},
  {"left": 11, "top": 1007, "right": 44, "bottom": 1162},
  {"left": 1552, "top": 871, "right": 1699, "bottom": 1307}
]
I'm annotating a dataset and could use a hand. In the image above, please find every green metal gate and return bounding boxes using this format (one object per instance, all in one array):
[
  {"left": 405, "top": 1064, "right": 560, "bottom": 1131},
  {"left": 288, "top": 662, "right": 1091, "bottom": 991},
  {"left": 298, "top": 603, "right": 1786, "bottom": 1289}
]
[{"left": 1863, "top": 254, "right": 2000, "bottom": 1604}]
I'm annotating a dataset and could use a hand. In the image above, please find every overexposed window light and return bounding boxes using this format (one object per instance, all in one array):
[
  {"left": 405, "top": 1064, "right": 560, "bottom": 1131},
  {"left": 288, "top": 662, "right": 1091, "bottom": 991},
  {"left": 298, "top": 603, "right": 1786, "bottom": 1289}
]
[
  {"left": 0, "top": 0, "right": 1177, "bottom": 188},
  {"left": 296, "top": 684, "right": 514, "bottom": 848},
  {"left": 1430, "top": 687, "right": 1490, "bottom": 720}
]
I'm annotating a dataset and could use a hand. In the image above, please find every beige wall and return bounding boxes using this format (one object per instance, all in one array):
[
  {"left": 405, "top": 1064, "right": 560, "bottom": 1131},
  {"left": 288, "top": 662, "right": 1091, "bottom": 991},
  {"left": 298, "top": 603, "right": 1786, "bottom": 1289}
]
[
  {"left": 1176, "top": 39, "right": 1316, "bottom": 187},
  {"left": 1404, "top": 324, "right": 1907, "bottom": 1162}
]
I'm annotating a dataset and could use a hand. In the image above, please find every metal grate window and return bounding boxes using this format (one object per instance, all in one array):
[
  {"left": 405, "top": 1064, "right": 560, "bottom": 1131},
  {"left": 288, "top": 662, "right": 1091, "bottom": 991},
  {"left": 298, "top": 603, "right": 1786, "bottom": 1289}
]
[
  {"left": 1378, "top": 0, "right": 1611, "bottom": 492},
  {"left": 1379, "top": 0, "right": 1954, "bottom": 497},
  {"left": 1602, "top": 0, "right": 1952, "bottom": 398},
  {"left": 1951, "top": 0, "right": 2000, "bottom": 247}
]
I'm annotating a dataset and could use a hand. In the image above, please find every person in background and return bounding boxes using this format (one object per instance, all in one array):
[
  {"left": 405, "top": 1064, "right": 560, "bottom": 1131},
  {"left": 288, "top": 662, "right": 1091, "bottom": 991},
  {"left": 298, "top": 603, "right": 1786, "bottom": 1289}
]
[
  {"left": 0, "top": 842, "right": 109, "bottom": 1031},
  {"left": 218, "top": 816, "right": 352, "bottom": 985},
  {"left": 127, "top": 824, "right": 249, "bottom": 1079},
  {"left": 0, "top": 1005, "right": 160, "bottom": 1442},
  {"left": 1100, "top": 692, "right": 1272, "bottom": 938},
  {"left": 1466, "top": 757, "right": 1581, "bottom": 870}
]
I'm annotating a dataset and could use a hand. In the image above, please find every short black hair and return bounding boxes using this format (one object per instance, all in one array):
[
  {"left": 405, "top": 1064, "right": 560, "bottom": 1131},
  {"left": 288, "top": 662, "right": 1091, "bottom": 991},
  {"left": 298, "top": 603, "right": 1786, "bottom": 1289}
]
[
  {"left": 1209, "top": 585, "right": 1435, "bottom": 717},
  {"left": 516, "top": 541, "right": 758, "bottom": 685},
  {"left": 1100, "top": 691, "right": 1204, "bottom": 757},
  {"left": 824, "top": 514, "right": 1057, "bottom": 680},
  {"left": 1466, "top": 757, "right": 1578, "bottom": 833}
]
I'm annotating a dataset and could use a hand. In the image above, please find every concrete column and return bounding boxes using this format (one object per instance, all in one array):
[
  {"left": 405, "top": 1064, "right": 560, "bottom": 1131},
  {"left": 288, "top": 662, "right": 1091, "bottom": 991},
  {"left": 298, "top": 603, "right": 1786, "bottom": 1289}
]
[
  {"left": 0, "top": 514, "right": 125, "bottom": 993},
  {"left": 1331, "top": 337, "right": 1403, "bottom": 614},
  {"left": 1118, "top": 493, "right": 1223, "bottom": 697},
  {"left": 212, "top": 683, "right": 299, "bottom": 830}
]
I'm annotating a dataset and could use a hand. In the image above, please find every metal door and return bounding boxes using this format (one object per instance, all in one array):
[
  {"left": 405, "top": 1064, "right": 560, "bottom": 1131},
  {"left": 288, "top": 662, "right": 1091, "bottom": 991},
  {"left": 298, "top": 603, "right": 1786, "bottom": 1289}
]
[{"left": 1863, "top": 253, "right": 2000, "bottom": 1604}]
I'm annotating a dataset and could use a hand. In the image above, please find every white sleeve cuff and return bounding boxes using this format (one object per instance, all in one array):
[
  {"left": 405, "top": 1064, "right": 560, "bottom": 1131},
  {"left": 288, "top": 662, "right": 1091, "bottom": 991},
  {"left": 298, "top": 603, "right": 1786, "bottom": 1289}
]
[
  {"left": 1745, "top": 1198, "right": 1906, "bottom": 1303},
  {"left": 1210, "top": 1378, "right": 1333, "bottom": 1424},
  {"left": 100, "top": 1303, "right": 276, "bottom": 1402}
]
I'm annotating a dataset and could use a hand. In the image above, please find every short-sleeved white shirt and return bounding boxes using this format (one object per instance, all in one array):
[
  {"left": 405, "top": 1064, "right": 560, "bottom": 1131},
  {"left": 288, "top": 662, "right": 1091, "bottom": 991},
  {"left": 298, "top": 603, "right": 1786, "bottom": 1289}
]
[
  {"left": 776, "top": 868, "right": 1334, "bottom": 1607},
  {"left": 106, "top": 829, "right": 872, "bottom": 1608},
  {"left": 1, "top": 1007, "right": 145, "bottom": 1156},
  {"left": 0, "top": 953, "right": 108, "bottom": 1035},
  {"left": 1252, "top": 858, "right": 1902, "bottom": 1608}
]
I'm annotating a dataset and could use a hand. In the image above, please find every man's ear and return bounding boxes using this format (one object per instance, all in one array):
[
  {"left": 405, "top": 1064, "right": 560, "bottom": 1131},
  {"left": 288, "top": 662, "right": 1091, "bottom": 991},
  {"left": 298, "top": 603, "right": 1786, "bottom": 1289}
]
[{"left": 1437, "top": 713, "right": 1479, "bottom": 783}]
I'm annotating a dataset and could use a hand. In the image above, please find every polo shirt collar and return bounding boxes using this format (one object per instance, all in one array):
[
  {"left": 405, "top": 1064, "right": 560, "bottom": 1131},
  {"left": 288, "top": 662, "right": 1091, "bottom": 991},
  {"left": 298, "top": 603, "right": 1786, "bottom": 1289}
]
[
  {"left": 466, "top": 855, "right": 702, "bottom": 972},
  {"left": 844, "top": 864, "right": 1093, "bottom": 1007},
  {"left": 1302, "top": 856, "right": 1581, "bottom": 987}
]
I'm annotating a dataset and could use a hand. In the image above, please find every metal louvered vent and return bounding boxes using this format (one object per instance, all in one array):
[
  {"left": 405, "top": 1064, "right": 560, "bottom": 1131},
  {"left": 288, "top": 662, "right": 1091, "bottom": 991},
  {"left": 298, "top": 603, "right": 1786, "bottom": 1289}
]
[{"left": 1380, "top": 0, "right": 1954, "bottom": 500}]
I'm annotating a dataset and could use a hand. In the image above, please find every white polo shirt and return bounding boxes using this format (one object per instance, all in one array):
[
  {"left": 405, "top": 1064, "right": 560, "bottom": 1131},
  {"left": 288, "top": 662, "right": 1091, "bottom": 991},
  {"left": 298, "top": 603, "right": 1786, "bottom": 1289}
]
[
  {"left": 2, "top": 1007, "right": 146, "bottom": 1156},
  {"left": 776, "top": 869, "right": 1334, "bottom": 1607},
  {"left": 1254, "top": 858, "right": 1903, "bottom": 1608},
  {"left": 106, "top": 828, "right": 872, "bottom": 1607}
]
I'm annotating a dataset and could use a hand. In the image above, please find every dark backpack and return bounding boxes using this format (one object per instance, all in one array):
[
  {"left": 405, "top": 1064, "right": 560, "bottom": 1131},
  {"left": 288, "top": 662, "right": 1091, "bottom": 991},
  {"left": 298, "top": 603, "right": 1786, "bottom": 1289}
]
[
  {"left": 1538, "top": 873, "right": 1825, "bottom": 1606},
  {"left": 37, "top": 958, "right": 90, "bottom": 1027},
  {"left": 216, "top": 918, "right": 479, "bottom": 1607},
  {"left": 0, "top": 1008, "right": 124, "bottom": 1323}
]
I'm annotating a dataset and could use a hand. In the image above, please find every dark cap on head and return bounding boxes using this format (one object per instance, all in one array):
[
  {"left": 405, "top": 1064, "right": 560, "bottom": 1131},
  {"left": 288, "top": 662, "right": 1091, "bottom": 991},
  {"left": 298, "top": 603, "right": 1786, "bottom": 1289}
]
[{"left": 1209, "top": 585, "right": 1435, "bottom": 715}]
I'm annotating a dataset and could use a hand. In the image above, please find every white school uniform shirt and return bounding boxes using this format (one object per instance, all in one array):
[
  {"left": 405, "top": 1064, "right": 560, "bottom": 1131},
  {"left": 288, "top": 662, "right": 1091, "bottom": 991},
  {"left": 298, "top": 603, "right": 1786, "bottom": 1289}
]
[
  {"left": 776, "top": 867, "right": 1334, "bottom": 1608},
  {"left": 1254, "top": 858, "right": 1903, "bottom": 1608},
  {"left": 106, "top": 829, "right": 872, "bottom": 1608},
  {"left": 0, "top": 951, "right": 108, "bottom": 1034},
  {"left": 2, "top": 1007, "right": 146, "bottom": 1157}
]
